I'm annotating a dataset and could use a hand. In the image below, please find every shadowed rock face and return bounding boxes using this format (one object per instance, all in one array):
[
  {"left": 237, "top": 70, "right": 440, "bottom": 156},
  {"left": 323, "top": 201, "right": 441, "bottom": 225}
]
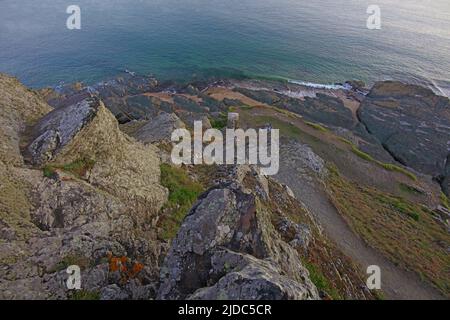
[
  {"left": 359, "top": 81, "right": 450, "bottom": 189},
  {"left": 158, "top": 166, "right": 319, "bottom": 300},
  {"left": 26, "top": 97, "right": 100, "bottom": 165},
  {"left": 25, "top": 96, "right": 168, "bottom": 209},
  {"left": 134, "top": 112, "right": 186, "bottom": 144}
]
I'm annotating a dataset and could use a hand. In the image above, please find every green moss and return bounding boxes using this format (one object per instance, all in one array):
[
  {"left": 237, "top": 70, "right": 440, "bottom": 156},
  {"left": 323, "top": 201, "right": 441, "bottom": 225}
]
[
  {"left": 252, "top": 115, "right": 303, "bottom": 138},
  {"left": 43, "top": 158, "right": 95, "bottom": 179},
  {"left": 209, "top": 113, "right": 228, "bottom": 129},
  {"left": 52, "top": 254, "right": 90, "bottom": 272},
  {"left": 399, "top": 183, "right": 423, "bottom": 195},
  {"left": 43, "top": 166, "right": 56, "bottom": 178},
  {"left": 159, "top": 164, "right": 204, "bottom": 240},
  {"left": 69, "top": 290, "right": 100, "bottom": 300},
  {"left": 350, "top": 145, "right": 417, "bottom": 181},
  {"left": 441, "top": 192, "right": 450, "bottom": 211},
  {"left": 338, "top": 137, "right": 353, "bottom": 146},
  {"left": 305, "top": 121, "right": 328, "bottom": 132},
  {"left": 376, "top": 194, "right": 420, "bottom": 221},
  {"left": 351, "top": 146, "right": 374, "bottom": 162},
  {"left": 372, "top": 290, "right": 385, "bottom": 300},
  {"left": 272, "top": 106, "right": 298, "bottom": 118},
  {"left": 379, "top": 163, "right": 417, "bottom": 181},
  {"left": 302, "top": 260, "right": 341, "bottom": 300}
]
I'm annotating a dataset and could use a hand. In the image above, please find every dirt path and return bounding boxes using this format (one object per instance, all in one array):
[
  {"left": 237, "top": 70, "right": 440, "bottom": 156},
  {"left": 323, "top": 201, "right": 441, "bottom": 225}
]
[{"left": 275, "top": 142, "right": 444, "bottom": 300}]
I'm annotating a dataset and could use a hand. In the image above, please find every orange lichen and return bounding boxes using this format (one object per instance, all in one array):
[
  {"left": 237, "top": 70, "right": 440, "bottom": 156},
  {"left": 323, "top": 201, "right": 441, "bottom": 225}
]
[{"left": 107, "top": 253, "right": 144, "bottom": 283}]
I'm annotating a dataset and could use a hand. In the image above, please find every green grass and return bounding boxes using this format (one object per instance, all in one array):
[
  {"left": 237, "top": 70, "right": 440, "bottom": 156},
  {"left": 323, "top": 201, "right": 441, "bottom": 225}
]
[
  {"left": 43, "top": 158, "right": 96, "bottom": 179},
  {"left": 441, "top": 192, "right": 450, "bottom": 211},
  {"left": 399, "top": 183, "right": 423, "bottom": 195},
  {"left": 302, "top": 260, "right": 341, "bottom": 300},
  {"left": 159, "top": 164, "right": 204, "bottom": 240},
  {"left": 351, "top": 146, "right": 375, "bottom": 162},
  {"left": 327, "top": 165, "right": 450, "bottom": 295},
  {"left": 52, "top": 254, "right": 90, "bottom": 272},
  {"left": 69, "top": 290, "right": 100, "bottom": 300},
  {"left": 304, "top": 121, "right": 328, "bottom": 132},
  {"left": 43, "top": 166, "right": 56, "bottom": 178},
  {"left": 376, "top": 194, "right": 421, "bottom": 221},
  {"left": 252, "top": 115, "right": 303, "bottom": 138},
  {"left": 379, "top": 163, "right": 417, "bottom": 181},
  {"left": 337, "top": 137, "right": 354, "bottom": 146},
  {"left": 350, "top": 145, "right": 417, "bottom": 181},
  {"left": 209, "top": 113, "right": 228, "bottom": 129},
  {"left": 372, "top": 290, "right": 385, "bottom": 300}
]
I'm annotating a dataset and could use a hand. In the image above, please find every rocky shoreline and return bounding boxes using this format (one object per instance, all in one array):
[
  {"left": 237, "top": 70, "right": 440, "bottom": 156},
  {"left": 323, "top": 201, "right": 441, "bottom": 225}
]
[{"left": 1, "top": 71, "right": 449, "bottom": 300}]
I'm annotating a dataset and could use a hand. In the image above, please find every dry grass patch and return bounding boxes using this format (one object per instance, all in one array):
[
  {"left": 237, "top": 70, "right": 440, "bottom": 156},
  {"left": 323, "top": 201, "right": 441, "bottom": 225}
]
[{"left": 326, "top": 165, "right": 450, "bottom": 296}]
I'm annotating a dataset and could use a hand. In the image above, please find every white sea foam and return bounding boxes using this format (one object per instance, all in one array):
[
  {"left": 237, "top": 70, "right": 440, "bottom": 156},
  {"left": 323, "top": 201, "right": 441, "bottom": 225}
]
[{"left": 287, "top": 80, "right": 348, "bottom": 90}]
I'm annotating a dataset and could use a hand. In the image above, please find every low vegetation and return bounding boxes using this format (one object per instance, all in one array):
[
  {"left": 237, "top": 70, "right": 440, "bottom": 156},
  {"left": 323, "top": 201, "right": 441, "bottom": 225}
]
[
  {"left": 69, "top": 290, "right": 100, "bottom": 300},
  {"left": 327, "top": 165, "right": 450, "bottom": 295},
  {"left": 399, "top": 182, "right": 424, "bottom": 195},
  {"left": 43, "top": 158, "right": 96, "bottom": 179},
  {"left": 158, "top": 164, "right": 204, "bottom": 240},
  {"left": 379, "top": 163, "right": 417, "bottom": 181},
  {"left": 304, "top": 121, "right": 329, "bottom": 132},
  {"left": 351, "top": 145, "right": 374, "bottom": 162},
  {"left": 53, "top": 254, "right": 90, "bottom": 272},
  {"left": 350, "top": 146, "right": 417, "bottom": 181},
  {"left": 209, "top": 112, "right": 228, "bottom": 129},
  {"left": 337, "top": 137, "right": 354, "bottom": 146},
  {"left": 441, "top": 192, "right": 450, "bottom": 211},
  {"left": 268, "top": 181, "right": 375, "bottom": 300},
  {"left": 302, "top": 260, "right": 341, "bottom": 300}
]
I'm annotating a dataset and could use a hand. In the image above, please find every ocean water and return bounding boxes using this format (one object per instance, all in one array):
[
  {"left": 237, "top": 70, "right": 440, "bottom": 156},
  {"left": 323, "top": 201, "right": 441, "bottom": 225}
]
[{"left": 1, "top": 0, "right": 450, "bottom": 94}]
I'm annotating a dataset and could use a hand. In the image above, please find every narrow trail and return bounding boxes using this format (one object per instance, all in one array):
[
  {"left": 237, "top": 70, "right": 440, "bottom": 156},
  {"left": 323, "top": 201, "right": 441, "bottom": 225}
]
[{"left": 276, "top": 144, "right": 444, "bottom": 300}]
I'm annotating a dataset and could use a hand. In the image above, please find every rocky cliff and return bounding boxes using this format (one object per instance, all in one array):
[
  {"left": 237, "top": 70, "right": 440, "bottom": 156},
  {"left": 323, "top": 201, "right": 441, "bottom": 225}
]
[
  {"left": 2, "top": 72, "right": 449, "bottom": 300},
  {"left": 0, "top": 74, "right": 324, "bottom": 300},
  {"left": 0, "top": 74, "right": 168, "bottom": 299}
]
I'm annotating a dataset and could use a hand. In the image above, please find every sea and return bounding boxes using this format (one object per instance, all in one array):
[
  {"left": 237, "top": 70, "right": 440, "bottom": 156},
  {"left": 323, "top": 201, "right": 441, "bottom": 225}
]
[{"left": 1, "top": 0, "right": 449, "bottom": 95}]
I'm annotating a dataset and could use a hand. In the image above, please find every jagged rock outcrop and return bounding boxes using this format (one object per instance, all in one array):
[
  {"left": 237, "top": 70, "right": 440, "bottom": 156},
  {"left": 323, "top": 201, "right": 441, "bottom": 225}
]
[
  {"left": 0, "top": 74, "right": 169, "bottom": 299},
  {"left": 0, "top": 74, "right": 52, "bottom": 166},
  {"left": 358, "top": 81, "right": 450, "bottom": 193},
  {"left": 134, "top": 112, "right": 186, "bottom": 144},
  {"left": 158, "top": 166, "right": 319, "bottom": 300},
  {"left": 25, "top": 96, "right": 168, "bottom": 208},
  {"left": 0, "top": 73, "right": 53, "bottom": 241}
]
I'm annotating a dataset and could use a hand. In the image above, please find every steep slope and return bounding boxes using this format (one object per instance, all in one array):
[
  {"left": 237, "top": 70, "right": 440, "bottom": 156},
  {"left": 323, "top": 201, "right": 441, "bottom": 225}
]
[{"left": 0, "top": 74, "right": 168, "bottom": 299}]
